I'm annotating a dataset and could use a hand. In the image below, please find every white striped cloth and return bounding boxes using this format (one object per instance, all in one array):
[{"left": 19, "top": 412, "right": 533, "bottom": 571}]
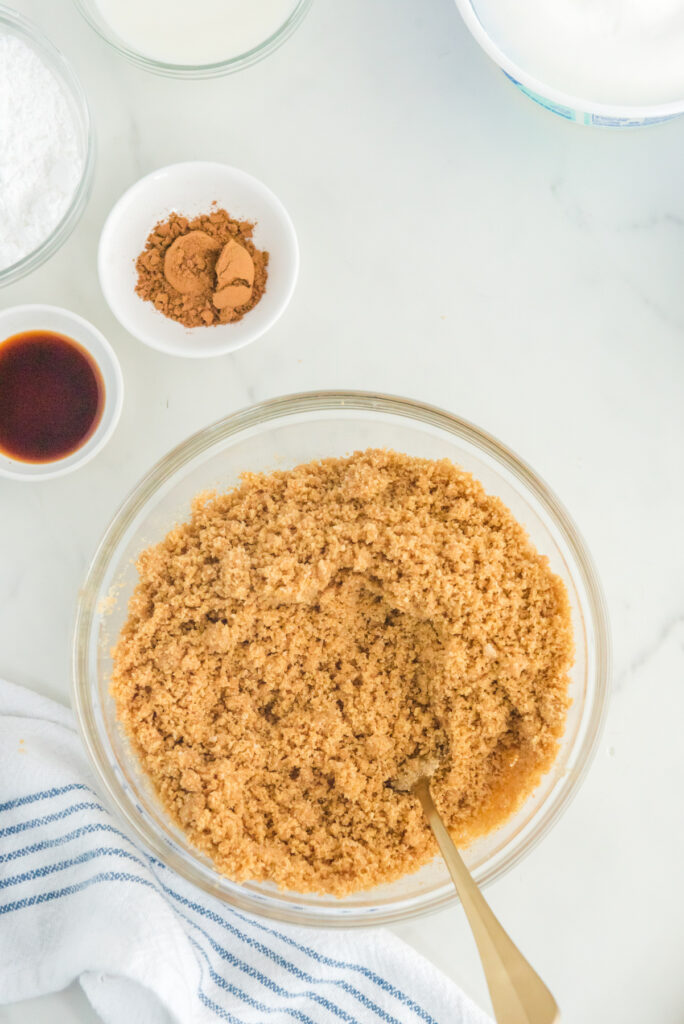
[{"left": 0, "top": 679, "right": 490, "bottom": 1024}]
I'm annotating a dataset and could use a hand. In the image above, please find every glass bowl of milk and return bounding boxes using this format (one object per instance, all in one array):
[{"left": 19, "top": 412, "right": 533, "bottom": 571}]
[
  {"left": 455, "top": 0, "right": 684, "bottom": 126},
  {"left": 74, "top": 0, "right": 312, "bottom": 77}
]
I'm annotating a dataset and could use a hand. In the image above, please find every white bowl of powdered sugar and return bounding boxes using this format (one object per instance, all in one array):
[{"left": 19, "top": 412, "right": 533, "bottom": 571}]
[
  {"left": 455, "top": 0, "right": 684, "bottom": 126},
  {"left": 0, "top": 5, "right": 94, "bottom": 286}
]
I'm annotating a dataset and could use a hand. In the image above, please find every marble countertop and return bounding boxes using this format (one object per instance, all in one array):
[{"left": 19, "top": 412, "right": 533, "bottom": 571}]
[{"left": 2, "top": 0, "right": 683, "bottom": 1021}]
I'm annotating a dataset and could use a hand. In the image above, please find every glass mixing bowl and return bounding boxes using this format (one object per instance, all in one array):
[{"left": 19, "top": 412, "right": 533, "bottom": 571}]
[
  {"left": 72, "top": 392, "right": 610, "bottom": 927},
  {"left": 73, "top": 0, "right": 313, "bottom": 79},
  {"left": 0, "top": 5, "right": 94, "bottom": 288}
]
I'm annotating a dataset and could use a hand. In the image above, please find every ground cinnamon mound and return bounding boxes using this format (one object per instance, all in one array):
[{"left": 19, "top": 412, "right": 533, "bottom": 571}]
[
  {"left": 111, "top": 450, "right": 573, "bottom": 896},
  {"left": 135, "top": 208, "right": 268, "bottom": 327}
]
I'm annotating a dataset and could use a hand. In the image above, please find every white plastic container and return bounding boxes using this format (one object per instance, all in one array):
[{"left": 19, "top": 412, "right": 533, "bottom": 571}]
[{"left": 455, "top": 0, "right": 684, "bottom": 127}]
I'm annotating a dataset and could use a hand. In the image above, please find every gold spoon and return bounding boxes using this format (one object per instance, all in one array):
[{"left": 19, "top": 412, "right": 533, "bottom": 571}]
[{"left": 394, "top": 767, "right": 560, "bottom": 1024}]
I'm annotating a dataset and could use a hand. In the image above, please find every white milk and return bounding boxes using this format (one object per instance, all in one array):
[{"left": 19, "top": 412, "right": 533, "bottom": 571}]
[
  {"left": 473, "top": 0, "right": 684, "bottom": 105},
  {"left": 95, "top": 0, "right": 300, "bottom": 65}
]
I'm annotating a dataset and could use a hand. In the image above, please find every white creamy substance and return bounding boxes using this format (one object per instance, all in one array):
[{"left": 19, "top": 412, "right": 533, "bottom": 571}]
[
  {"left": 0, "top": 34, "right": 83, "bottom": 271},
  {"left": 473, "top": 0, "right": 684, "bottom": 105},
  {"left": 95, "top": 0, "right": 300, "bottom": 65}
]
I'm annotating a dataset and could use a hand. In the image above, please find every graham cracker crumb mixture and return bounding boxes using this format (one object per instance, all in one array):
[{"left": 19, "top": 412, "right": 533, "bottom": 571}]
[
  {"left": 135, "top": 208, "right": 268, "bottom": 327},
  {"left": 111, "top": 450, "right": 573, "bottom": 895}
]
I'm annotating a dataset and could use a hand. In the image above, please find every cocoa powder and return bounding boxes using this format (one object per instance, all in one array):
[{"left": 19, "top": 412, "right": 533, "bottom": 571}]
[{"left": 135, "top": 208, "right": 269, "bottom": 328}]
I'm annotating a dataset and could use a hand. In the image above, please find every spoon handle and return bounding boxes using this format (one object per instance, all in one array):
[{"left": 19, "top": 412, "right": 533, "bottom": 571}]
[{"left": 413, "top": 778, "right": 560, "bottom": 1024}]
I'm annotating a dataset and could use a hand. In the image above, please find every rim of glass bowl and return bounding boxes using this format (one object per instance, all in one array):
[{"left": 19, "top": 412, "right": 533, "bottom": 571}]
[
  {"left": 72, "top": 391, "right": 611, "bottom": 927},
  {"left": 0, "top": 5, "right": 95, "bottom": 288},
  {"left": 72, "top": 0, "right": 313, "bottom": 79}
]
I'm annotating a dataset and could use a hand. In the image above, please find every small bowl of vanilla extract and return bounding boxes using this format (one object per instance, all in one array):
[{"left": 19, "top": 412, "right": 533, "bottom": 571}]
[{"left": 0, "top": 306, "right": 123, "bottom": 480}]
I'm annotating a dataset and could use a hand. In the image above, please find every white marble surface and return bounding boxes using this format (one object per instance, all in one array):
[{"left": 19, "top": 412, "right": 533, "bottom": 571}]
[{"left": 1, "top": 0, "right": 684, "bottom": 1021}]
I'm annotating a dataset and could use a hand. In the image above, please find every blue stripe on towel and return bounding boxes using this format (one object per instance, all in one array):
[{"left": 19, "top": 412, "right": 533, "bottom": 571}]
[
  {"left": 0, "top": 801, "right": 106, "bottom": 837},
  {"left": 0, "top": 857, "right": 350, "bottom": 1024},
  {"left": 151, "top": 857, "right": 436, "bottom": 1024},
  {"left": 227, "top": 905, "right": 438, "bottom": 1024},
  {"left": 0, "top": 846, "right": 146, "bottom": 890},
  {"left": 0, "top": 866, "right": 247, "bottom": 1023},
  {"left": 162, "top": 881, "right": 406, "bottom": 1024},
  {"left": 0, "top": 784, "right": 93, "bottom": 814},
  {"left": 0, "top": 822, "right": 134, "bottom": 863},
  {"left": 0, "top": 786, "right": 437, "bottom": 1024},
  {"left": 0, "top": 868, "right": 157, "bottom": 915},
  {"left": 188, "top": 934, "right": 323, "bottom": 1024},
  {"left": 0, "top": 846, "right": 360, "bottom": 1024},
  {"left": 150, "top": 858, "right": 437, "bottom": 1024},
  {"left": 188, "top": 919, "right": 368, "bottom": 1024},
  {"left": 197, "top": 988, "right": 243, "bottom": 1024},
  {"left": 2, "top": 835, "right": 399, "bottom": 1024}
]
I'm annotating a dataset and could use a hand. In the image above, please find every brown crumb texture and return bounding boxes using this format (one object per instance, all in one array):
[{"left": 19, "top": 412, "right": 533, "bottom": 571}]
[
  {"left": 111, "top": 450, "right": 574, "bottom": 896},
  {"left": 135, "top": 209, "right": 269, "bottom": 328}
]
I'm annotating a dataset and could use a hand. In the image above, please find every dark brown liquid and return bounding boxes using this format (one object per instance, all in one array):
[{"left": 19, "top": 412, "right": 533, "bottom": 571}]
[{"left": 0, "top": 331, "right": 105, "bottom": 464}]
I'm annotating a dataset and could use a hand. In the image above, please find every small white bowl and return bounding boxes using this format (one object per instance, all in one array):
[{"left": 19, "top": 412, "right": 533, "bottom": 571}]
[
  {"left": 98, "top": 162, "right": 299, "bottom": 358},
  {"left": 0, "top": 305, "right": 123, "bottom": 481}
]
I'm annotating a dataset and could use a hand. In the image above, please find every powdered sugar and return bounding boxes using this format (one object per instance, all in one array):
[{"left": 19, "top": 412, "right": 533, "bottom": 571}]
[{"left": 0, "top": 32, "right": 84, "bottom": 271}]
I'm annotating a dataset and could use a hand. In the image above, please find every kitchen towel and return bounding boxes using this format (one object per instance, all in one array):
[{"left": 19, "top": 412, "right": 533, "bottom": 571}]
[{"left": 0, "top": 678, "right": 491, "bottom": 1024}]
